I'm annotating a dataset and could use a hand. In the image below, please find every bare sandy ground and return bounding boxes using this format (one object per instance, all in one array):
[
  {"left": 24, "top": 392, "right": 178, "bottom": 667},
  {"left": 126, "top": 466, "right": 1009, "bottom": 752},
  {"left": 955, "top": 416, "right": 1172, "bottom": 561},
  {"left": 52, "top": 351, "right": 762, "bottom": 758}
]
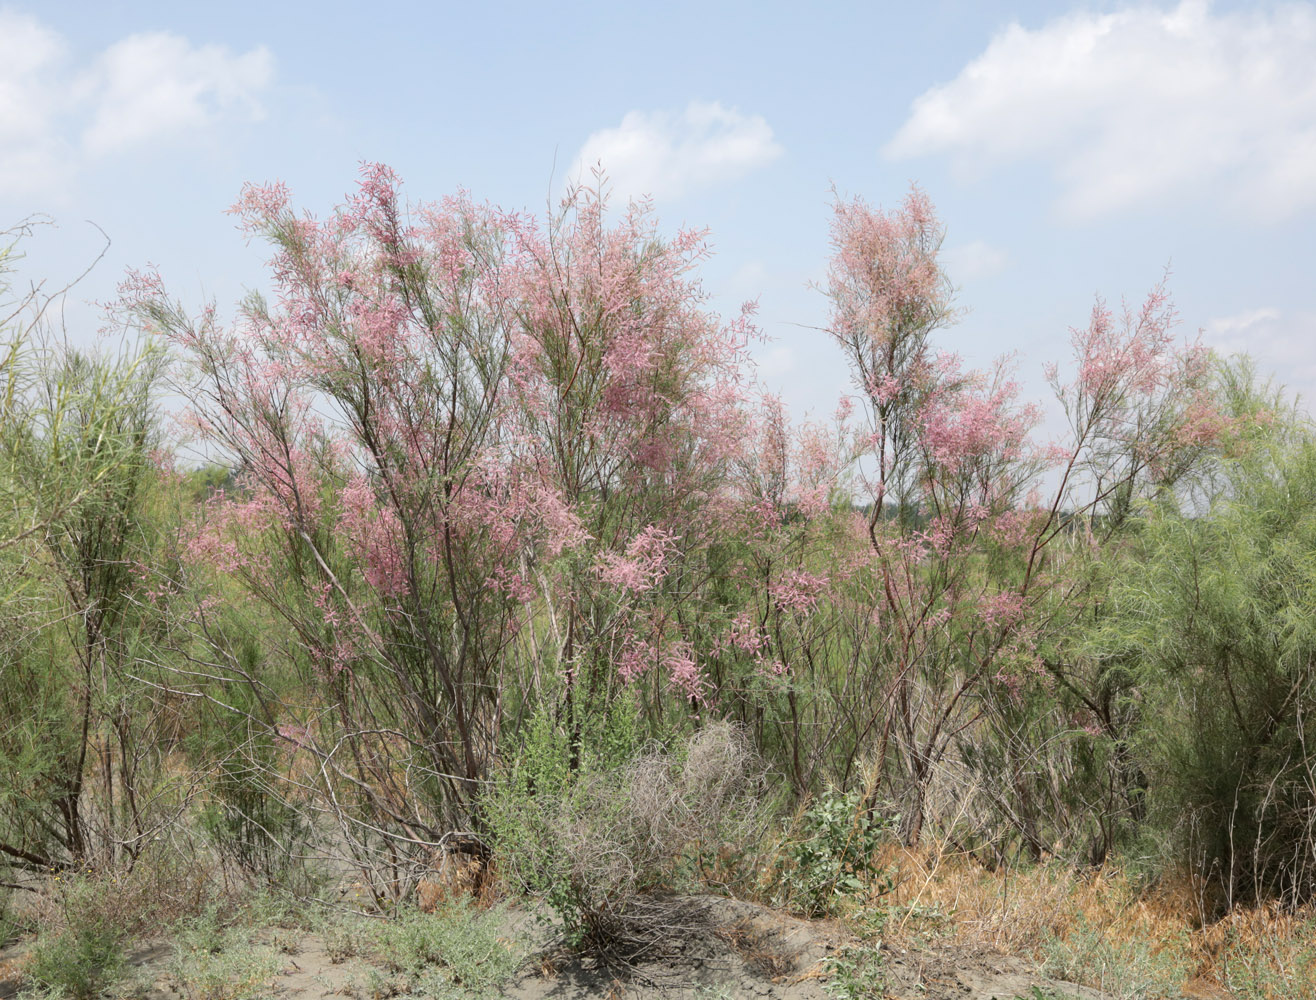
[{"left": 0, "top": 895, "right": 1111, "bottom": 1000}]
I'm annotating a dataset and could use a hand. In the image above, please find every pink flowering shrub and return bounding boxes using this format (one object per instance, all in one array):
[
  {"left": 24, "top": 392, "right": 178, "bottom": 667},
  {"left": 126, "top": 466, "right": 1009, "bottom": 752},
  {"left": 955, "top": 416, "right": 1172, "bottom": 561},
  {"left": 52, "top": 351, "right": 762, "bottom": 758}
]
[
  {"left": 3, "top": 170, "right": 1300, "bottom": 917},
  {"left": 133, "top": 166, "right": 758, "bottom": 832},
  {"left": 121, "top": 168, "right": 1255, "bottom": 871},
  {"left": 698, "top": 188, "right": 1244, "bottom": 845}
]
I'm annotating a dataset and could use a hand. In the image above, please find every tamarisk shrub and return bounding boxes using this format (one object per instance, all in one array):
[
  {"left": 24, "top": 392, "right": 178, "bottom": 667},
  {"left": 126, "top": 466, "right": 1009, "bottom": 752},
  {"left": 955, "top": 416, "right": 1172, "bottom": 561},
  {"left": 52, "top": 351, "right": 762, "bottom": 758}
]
[
  {"left": 1093, "top": 369, "right": 1315, "bottom": 904},
  {"left": 499, "top": 176, "right": 754, "bottom": 740},
  {"left": 132, "top": 170, "right": 525, "bottom": 842},
  {"left": 130, "top": 166, "right": 758, "bottom": 853},
  {"left": 960, "top": 280, "right": 1241, "bottom": 864},
  {"left": 717, "top": 392, "right": 865, "bottom": 791},
  {"left": 793, "top": 187, "right": 1233, "bottom": 847},
  {"left": 711, "top": 187, "right": 1047, "bottom": 838}
]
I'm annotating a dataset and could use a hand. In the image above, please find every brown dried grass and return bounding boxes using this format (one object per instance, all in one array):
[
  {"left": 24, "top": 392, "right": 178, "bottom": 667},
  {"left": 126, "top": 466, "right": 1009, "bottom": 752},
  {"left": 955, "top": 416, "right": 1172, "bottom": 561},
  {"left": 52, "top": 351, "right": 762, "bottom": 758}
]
[
  {"left": 415, "top": 849, "right": 487, "bottom": 913},
  {"left": 865, "top": 840, "right": 1316, "bottom": 999}
]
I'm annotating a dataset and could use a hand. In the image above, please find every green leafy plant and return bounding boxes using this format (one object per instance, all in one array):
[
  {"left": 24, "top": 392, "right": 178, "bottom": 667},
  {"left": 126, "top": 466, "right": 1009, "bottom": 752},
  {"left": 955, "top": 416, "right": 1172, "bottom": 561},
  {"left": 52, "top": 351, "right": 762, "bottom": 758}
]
[
  {"left": 778, "top": 788, "right": 895, "bottom": 917},
  {"left": 25, "top": 907, "right": 126, "bottom": 1000},
  {"left": 369, "top": 898, "right": 523, "bottom": 996},
  {"left": 170, "top": 910, "right": 280, "bottom": 1000},
  {"left": 824, "top": 942, "right": 885, "bottom": 999}
]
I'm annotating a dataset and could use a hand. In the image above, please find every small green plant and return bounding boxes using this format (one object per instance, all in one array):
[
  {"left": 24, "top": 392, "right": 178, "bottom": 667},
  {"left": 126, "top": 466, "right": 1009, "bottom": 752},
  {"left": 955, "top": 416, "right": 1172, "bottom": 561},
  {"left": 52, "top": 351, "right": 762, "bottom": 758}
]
[
  {"left": 369, "top": 899, "right": 522, "bottom": 995},
  {"left": 1040, "top": 915, "right": 1192, "bottom": 999},
  {"left": 169, "top": 918, "right": 280, "bottom": 1000},
  {"left": 25, "top": 919, "right": 126, "bottom": 1000},
  {"left": 271, "top": 927, "right": 300, "bottom": 954},
  {"left": 778, "top": 789, "right": 895, "bottom": 917},
  {"left": 320, "top": 913, "right": 369, "bottom": 964},
  {"left": 692, "top": 986, "right": 736, "bottom": 999},
  {"left": 173, "top": 903, "right": 231, "bottom": 956},
  {"left": 886, "top": 901, "right": 951, "bottom": 941},
  {"left": 1013, "top": 988, "right": 1079, "bottom": 1000},
  {"left": 357, "top": 965, "right": 408, "bottom": 999},
  {"left": 824, "top": 942, "right": 885, "bottom": 999},
  {"left": 23, "top": 874, "right": 132, "bottom": 1000}
]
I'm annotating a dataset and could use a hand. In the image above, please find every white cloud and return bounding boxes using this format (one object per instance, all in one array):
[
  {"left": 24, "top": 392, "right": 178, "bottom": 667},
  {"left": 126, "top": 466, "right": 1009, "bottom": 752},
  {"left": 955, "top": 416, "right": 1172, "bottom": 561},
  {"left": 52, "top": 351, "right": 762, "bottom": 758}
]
[
  {"left": 571, "top": 100, "right": 783, "bottom": 204},
  {"left": 886, "top": 1, "right": 1316, "bottom": 221},
  {"left": 1204, "top": 307, "right": 1282, "bottom": 343},
  {"left": 0, "top": 10, "right": 273, "bottom": 197},
  {"left": 80, "top": 33, "right": 273, "bottom": 156},
  {"left": 0, "top": 10, "right": 75, "bottom": 193},
  {"left": 942, "top": 239, "right": 1009, "bottom": 281},
  {"left": 1202, "top": 306, "right": 1316, "bottom": 404}
]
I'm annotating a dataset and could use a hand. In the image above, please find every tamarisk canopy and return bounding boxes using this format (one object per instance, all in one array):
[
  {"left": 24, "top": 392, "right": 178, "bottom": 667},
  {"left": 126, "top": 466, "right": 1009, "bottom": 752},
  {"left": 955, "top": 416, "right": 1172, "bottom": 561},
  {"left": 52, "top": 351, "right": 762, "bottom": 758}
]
[{"left": 129, "top": 166, "right": 758, "bottom": 818}]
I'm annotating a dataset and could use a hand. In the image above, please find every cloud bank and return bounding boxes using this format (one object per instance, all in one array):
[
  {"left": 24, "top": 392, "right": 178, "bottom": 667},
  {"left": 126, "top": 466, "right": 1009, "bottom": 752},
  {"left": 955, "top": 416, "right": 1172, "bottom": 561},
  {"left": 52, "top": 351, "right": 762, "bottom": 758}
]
[
  {"left": 1202, "top": 306, "right": 1316, "bottom": 406},
  {"left": 571, "top": 100, "right": 783, "bottom": 204},
  {"left": 886, "top": 1, "right": 1316, "bottom": 221},
  {"left": 0, "top": 9, "right": 274, "bottom": 197}
]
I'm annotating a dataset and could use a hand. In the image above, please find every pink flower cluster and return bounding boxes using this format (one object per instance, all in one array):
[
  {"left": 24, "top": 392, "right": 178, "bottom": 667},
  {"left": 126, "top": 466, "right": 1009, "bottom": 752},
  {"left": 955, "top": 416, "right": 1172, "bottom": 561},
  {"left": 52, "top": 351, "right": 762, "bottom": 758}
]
[
  {"left": 771, "top": 569, "right": 829, "bottom": 614},
  {"left": 919, "top": 363, "right": 1039, "bottom": 477},
  {"left": 338, "top": 476, "right": 409, "bottom": 598},
  {"left": 977, "top": 591, "right": 1026, "bottom": 628},
  {"left": 596, "top": 525, "right": 677, "bottom": 593}
]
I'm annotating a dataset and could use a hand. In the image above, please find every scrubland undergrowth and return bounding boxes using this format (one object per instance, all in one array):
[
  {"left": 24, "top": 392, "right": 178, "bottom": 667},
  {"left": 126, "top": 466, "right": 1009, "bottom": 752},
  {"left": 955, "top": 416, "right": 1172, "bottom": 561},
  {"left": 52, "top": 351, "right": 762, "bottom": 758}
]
[{"left": 2, "top": 173, "right": 1315, "bottom": 998}]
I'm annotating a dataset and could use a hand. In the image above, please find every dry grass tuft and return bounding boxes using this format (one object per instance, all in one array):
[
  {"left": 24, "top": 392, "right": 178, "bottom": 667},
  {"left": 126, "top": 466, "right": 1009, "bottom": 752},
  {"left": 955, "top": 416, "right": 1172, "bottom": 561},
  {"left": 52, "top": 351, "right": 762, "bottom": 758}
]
[
  {"left": 491, "top": 722, "right": 771, "bottom": 968},
  {"left": 864, "top": 840, "right": 1316, "bottom": 999},
  {"left": 416, "top": 848, "right": 487, "bottom": 913},
  {"left": 716, "top": 918, "right": 798, "bottom": 980},
  {"left": 20, "top": 846, "right": 220, "bottom": 942}
]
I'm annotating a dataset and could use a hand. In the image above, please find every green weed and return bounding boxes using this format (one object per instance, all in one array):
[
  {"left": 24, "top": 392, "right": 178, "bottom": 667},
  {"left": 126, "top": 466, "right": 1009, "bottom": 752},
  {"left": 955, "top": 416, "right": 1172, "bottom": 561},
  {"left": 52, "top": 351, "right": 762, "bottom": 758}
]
[
  {"left": 169, "top": 917, "right": 280, "bottom": 1000},
  {"left": 370, "top": 899, "right": 523, "bottom": 996},
  {"left": 777, "top": 788, "right": 895, "bottom": 917},
  {"left": 25, "top": 920, "right": 126, "bottom": 1000}
]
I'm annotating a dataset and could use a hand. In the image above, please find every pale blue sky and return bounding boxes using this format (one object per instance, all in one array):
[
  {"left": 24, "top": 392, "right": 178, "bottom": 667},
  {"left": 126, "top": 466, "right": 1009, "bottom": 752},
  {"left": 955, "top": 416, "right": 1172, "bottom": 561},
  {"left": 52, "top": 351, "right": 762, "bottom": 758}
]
[{"left": 3, "top": 0, "right": 1313, "bottom": 429}]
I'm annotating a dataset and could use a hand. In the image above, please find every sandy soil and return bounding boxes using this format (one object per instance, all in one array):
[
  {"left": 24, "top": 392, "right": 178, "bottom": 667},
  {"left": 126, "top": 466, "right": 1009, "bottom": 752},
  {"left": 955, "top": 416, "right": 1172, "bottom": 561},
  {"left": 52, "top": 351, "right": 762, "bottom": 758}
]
[
  {"left": 492, "top": 897, "right": 1106, "bottom": 1000},
  {"left": 0, "top": 895, "right": 1110, "bottom": 1000}
]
